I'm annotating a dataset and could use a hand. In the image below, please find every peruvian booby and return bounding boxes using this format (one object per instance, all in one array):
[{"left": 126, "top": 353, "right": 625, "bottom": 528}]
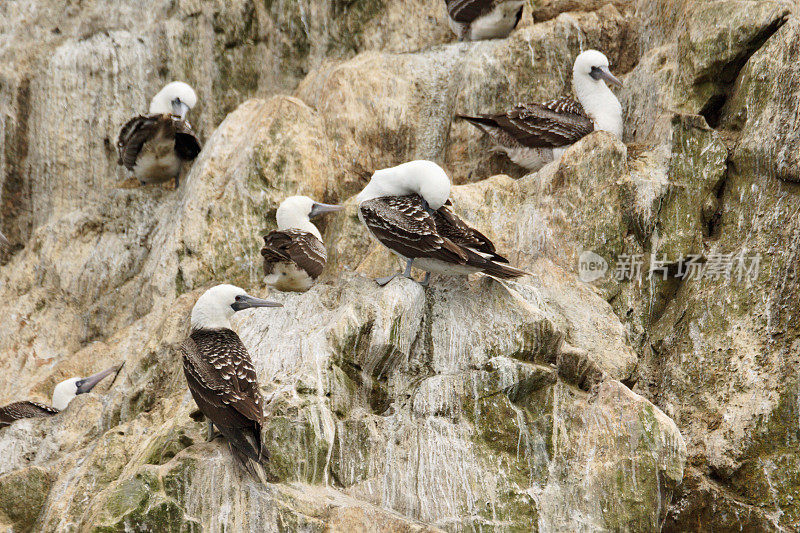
[
  {"left": 181, "top": 284, "right": 282, "bottom": 473},
  {"left": 356, "top": 160, "right": 528, "bottom": 286},
  {"left": 261, "top": 196, "right": 342, "bottom": 292},
  {"left": 0, "top": 365, "right": 122, "bottom": 428},
  {"left": 117, "top": 81, "right": 202, "bottom": 188},
  {"left": 0, "top": 230, "right": 9, "bottom": 247},
  {"left": 445, "top": 0, "right": 525, "bottom": 41},
  {"left": 458, "top": 49, "right": 623, "bottom": 171}
]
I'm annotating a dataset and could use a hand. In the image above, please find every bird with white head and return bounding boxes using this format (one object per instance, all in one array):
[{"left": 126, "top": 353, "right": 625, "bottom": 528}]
[
  {"left": 357, "top": 160, "right": 528, "bottom": 286},
  {"left": 262, "top": 196, "right": 343, "bottom": 292},
  {"left": 117, "top": 81, "right": 202, "bottom": 188},
  {"left": 0, "top": 365, "right": 122, "bottom": 427},
  {"left": 182, "top": 284, "right": 282, "bottom": 479},
  {"left": 457, "top": 49, "right": 623, "bottom": 171}
]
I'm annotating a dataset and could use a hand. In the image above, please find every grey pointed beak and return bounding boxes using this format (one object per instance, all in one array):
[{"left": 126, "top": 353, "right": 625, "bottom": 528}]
[
  {"left": 0, "top": 231, "right": 9, "bottom": 247},
  {"left": 595, "top": 66, "right": 623, "bottom": 87},
  {"left": 309, "top": 202, "right": 343, "bottom": 219},
  {"left": 76, "top": 364, "right": 123, "bottom": 394},
  {"left": 231, "top": 294, "right": 283, "bottom": 312},
  {"left": 172, "top": 100, "right": 190, "bottom": 120}
]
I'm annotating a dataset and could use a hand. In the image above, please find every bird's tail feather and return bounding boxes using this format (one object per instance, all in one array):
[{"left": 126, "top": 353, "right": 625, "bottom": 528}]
[
  {"left": 481, "top": 260, "right": 529, "bottom": 279},
  {"left": 456, "top": 114, "right": 498, "bottom": 129},
  {"left": 216, "top": 425, "right": 270, "bottom": 482}
]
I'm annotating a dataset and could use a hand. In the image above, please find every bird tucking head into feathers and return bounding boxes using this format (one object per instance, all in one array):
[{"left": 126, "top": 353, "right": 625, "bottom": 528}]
[{"left": 148, "top": 81, "right": 198, "bottom": 120}]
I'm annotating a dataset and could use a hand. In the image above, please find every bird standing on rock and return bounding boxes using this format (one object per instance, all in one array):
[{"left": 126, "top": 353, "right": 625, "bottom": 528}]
[
  {"left": 0, "top": 365, "right": 122, "bottom": 428},
  {"left": 445, "top": 0, "right": 525, "bottom": 41},
  {"left": 458, "top": 49, "right": 623, "bottom": 171},
  {"left": 117, "top": 81, "right": 202, "bottom": 188},
  {"left": 356, "top": 160, "right": 528, "bottom": 286},
  {"left": 181, "top": 285, "right": 282, "bottom": 478},
  {"left": 261, "top": 196, "right": 342, "bottom": 292}
]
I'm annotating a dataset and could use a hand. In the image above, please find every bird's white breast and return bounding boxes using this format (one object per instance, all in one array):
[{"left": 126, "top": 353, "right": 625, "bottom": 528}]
[
  {"left": 468, "top": 1, "right": 524, "bottom": 40},
  {"left": 265, "top": 261, "right": 314, "bottom": 292},
  {"left": 134, "top": 137, "right": 181, "bottom": 184}
]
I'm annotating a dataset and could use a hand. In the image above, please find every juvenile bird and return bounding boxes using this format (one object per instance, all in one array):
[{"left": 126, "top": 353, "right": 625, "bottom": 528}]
[
  {"left": 261, "top": 196, "right": 342, "bottom": 292},
  {"left": 117, "top": 81, "right": 202, "bottom": 188},
  {"left": 357, "top": 160, "right": 528, "bottom": 286}
]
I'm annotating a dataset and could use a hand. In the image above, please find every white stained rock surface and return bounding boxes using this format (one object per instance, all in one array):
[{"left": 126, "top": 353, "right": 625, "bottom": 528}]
[{"left": 1, "top": 0, "right": 798, "bottom": 532}]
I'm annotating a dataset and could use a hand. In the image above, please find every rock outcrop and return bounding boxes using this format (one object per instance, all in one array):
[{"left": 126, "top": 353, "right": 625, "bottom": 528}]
[{"left": 0, "top": 0, "right": 797, "bottom": 531}]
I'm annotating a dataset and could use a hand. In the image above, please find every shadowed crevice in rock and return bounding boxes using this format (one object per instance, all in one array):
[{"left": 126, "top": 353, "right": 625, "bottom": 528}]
[{"left": 697, "top": 10, "right": 789, "bottom": 128}]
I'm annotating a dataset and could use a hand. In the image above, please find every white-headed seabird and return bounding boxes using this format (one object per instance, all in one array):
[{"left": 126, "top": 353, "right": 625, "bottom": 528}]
[
  {"left": 446, "top": 0, "right": 525, "bottom": 41},
  {"left": 356, "top": 160, "right": 528, "bottom": 286},
  {"left": 181, "top": 284, "right": 282, "bottom": 475},
  {"left": 458, "top": 50, "right": 623, "bottom": 171},
  {"left": 0, "top": 365, "right": 121, "bottom": 428},
  {"left": 261, "top": 196, "right": 342, "bottom": 292},
  {"left": 117, "top": 81, "right": 202, "bottom": 188}
]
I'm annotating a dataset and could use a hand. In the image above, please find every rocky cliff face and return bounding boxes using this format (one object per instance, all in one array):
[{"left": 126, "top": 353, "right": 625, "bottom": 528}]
[{"left": 0, "top": 0, "right": 796, "bottom": 531}]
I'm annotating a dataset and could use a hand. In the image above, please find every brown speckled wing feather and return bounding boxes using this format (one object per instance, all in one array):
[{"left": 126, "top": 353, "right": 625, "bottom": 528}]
[
  {"left": 446, "top": 0, "right": 494, "bottom": 23},
  {"left": 0, "top": 401, "right": 59, "bottom": 427},
  {"left": 460, "top": 96, "right": 594, "bottom": 148},
  {"left": 360, "top": 195, "right": 469, "bottom": 264},
  {"left": 433, "top": 205, "right": 509, "bottom": 263},
  {"left": 181, "top": 329, "right": 264, "bottom": 428},
  {"left": 117, "top": 114, "right": 201, "bottom": 170},
  {"left": 261, "top": 229, "right": 326, "bottom": 279}
]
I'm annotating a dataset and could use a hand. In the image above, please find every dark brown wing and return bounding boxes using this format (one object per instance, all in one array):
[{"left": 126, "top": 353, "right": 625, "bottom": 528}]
[
  {"left": 117, "top": 114, "right": 163, "bottom": 170},
  {"left": 360, "top": 195, "right": 468, "bottom": 264},
  {"left": 117, "top": 114, "right": 200, "bottom": 170},
  {"left": 0, "top": 401, "right": 59, "bottom": 427},
  {"left": 261, "top": 229, "right": 326, "bottom": 279},
  {"left": 446, "top": 0, "right": 494, "bottom": 23},
  {"left": 174, "top": 119, "right": 202, "bottom": 161},
  {"left": 433, "top": 205, "right": 509, "bottom": 263},
  {"left": 181, "top": 329, "right": 264, "bottom": 428},
  {"left": 459, "top": 96, "right": 594, "bottom": 148}
]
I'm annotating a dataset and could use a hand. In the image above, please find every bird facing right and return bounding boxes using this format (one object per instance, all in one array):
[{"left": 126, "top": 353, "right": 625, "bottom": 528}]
[
  {"left": 117, "top": 81, "right": 202, "bottom": 188},
  {"left": 356, "top": 160, "right": 528, "bottom": 286},
  {"left": 261, "top": 196, "right": 342, "bottom": 292},
  {"left": 181, "top": 284, "right": 282, "bottom": 477},
  {"left": 0, "top": 365, "right": 121, "bottom": 428},
  {"left": 458, "top": 49, "right": 623, "bottom": 171}
]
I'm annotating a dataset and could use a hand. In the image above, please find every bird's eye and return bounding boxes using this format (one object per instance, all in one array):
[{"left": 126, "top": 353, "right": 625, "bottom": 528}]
[
  {"left": 75, "top": 380, "right": 84, "bottom": 388},
  {"left": 235, "top": 295, "right": 244, "bottom": 301}
]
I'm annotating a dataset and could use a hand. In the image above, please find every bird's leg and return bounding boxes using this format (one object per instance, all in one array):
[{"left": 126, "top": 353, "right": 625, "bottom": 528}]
[
  {"left": 207, "top": 421, "right": 218, "bottom": 442},
  {"left": 375, "top": 274, "right": 397, "bottom": 286},
  {"left": 375, "top": 259, "right": 414, "bottom": 286},
  {"left": 402, "top": 258, "right": 414, "bottom": 279},
  {"left": 419, "top": 272, "right": 431, "bottom": 287}
]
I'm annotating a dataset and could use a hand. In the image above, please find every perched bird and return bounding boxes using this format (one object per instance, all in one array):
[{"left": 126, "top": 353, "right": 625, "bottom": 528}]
[
  {"left": 356, "top": 160, "right": 528, "bottom": 286},
  {"left": 261, "top": 196, "right": 342, "bottom": 292},
  {"left": 181, "top": 284, "right": 282, "bottom": 475},
  {"left": 0, "top": 365, "right": 122, "bottom": 428},
  {"left": 445, "top": 0, "right": 525, "bottom": 41},
  {"left": 0, "top": 230, "right": 9, "bottom": 247},
  {"left": 117, "top": 81, "right": 202, "bottom": 188},
  {"left": 458, "top": 50, "right": 623, "bottom": 171}
]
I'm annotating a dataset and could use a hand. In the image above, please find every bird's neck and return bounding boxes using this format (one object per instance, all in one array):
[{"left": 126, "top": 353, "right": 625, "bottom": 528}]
[
  {"left": 279, "top": 218, "right": 321, "bottom": 241},
  {"left": 573, "top": 77, "right": 623, "bottom": 138},
  {"left": 190, "top": 311, "right": 232, "bottom": 331}
]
